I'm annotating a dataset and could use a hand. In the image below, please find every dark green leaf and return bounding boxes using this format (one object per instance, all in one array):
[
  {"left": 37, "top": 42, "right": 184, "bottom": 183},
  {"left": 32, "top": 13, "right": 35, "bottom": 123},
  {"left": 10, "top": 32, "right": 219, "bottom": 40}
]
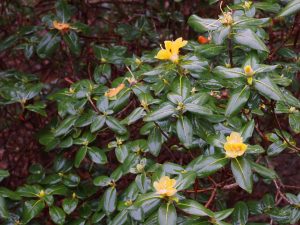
[
  {"left": 231, "top": 157, "right": 253, "bottom": 193},
  {"left": 22, "top": 200, "right": 45, "bottom": 224},
  {"left": 88, "top": 147, "right": 107, "bottom": 164},
  {"left": 177, "top": 199, "right": 213, "bottom": 217},
  {"left": 158, "top": 203, "right": 177, "bottom": 225},
  {"left": 49, "top": 206, "right": 66, "bottom": 225},
  {"left": 176, "top": 116, "right": 193, "bottom": 148},
  {"left": 144, "top": 104, "right": 176, "bottom": 122},
  {"left": 106, "top": 116, "right": 127, "bottom": 135},
  {"left": 232, "top": 201, "right": 248, "bottom": 225},
  {"left": 74, "top": 146, "right": 88, "bottom": 168},
  {"left": 62, "top": 198, "right": 78, "bottom": 215},
  {"left": 103, "top": 187, "right": 117, "bottom": 214},
  {"left": 234, "top": 29, "right": 269, "bottom": 52},
  {"left": 225, "top": 86, "right": 250, "bottom": 117}
]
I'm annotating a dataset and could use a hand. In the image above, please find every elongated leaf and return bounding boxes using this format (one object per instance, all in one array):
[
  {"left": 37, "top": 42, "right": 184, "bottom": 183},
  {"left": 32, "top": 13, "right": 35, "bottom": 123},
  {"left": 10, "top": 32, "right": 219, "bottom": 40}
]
[
  {"left": 106, "top": 117, "right": 127, "bottom": 135},
  {"left": 278, "top": 0, "right": 300, "bottom": 17},
  {"left": 171, "top": 76, "right": 191, "bottom": 99},
  {"left": 110, "top": 210, "right": 128, "bottom": 225},
  {"left": 125, "top": 107, "right": 145, "bottom": 125},
  {"left": 185, "top": 103, "right": 213, "bottom": 116},
  {"left": 225, "top": 86, "right": 250, "bottom": 117},
  {"left": 148, "top": 127, "right": 163, "bottom": 156},
  {"left": 191, "top": 154, "right": 229, "bottom": 178},
  {"left": 177, "top": 199, "right": 213, "bottom": 217},
  {"left": 103, "top": 187, "right": 117, "bottom": 214},
  {"left": 175, "top": 171, "right": 196, "bottom": 191},
  {"left": 63, "top": 31, "right": 80, "bottom": 55},
  {"left": 289, "top": 113, "right": 300, "bottom": 133},
  {"left": 144, "top": 104, "right": 176, "bottom": 122},
  {"left": 249, "top": 161, "right": 277, "bottom": 179},
  {"left": 231, "top": 158, "right": 253, "bottom": 193},
  {"left": 55, "top": 116, "right": 77, "bottom": 137},
  {"left": 62, "top": 198, "right": 78, "bottom": 215},
  {"left": 176, "top": 116, "right": 193, "bottom": 148},
  {"left": 74, "top": 146, "right": 87, "bottom": 168},
  {"left": 22, "top": 200, "right": 45, "bottom": 224},
  {"left": 234, "top": 29, "right": 269, "bottom": 52},
  {"left": 88, "top": 147, "right": 107, "bottom": 164},
  {"left": 188, "top": 15, "right": 221, "bottom": 32},
  {"left": 254, "top": 76, "right": 283, "bottom": 101},
  {"left": 158, "top": 203, "right": 177, "bottom": 225},
  {"left": 90, "top": 115, "right": 106, "bottom": 132},
  {"left": 49, "top": 206, "right": 66, "bottom": 225},
  {"left": 232, "top": 201, "right": 248, "bottom": 225},
  {"left": 37, "top": 32, "right": 61, "bottom": 58},
  {"left": 0, "top": 197, "right": 9, "bottom": 219},
  {"left": 213, "top": 66, "right": 244, "bottom": 78}
]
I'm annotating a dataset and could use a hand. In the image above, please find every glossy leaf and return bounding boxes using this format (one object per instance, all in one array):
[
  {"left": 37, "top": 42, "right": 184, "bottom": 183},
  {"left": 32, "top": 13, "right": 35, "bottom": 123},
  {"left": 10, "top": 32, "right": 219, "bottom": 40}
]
[{"left": 231, "top": 157, "right": 253, "bottom": 193}]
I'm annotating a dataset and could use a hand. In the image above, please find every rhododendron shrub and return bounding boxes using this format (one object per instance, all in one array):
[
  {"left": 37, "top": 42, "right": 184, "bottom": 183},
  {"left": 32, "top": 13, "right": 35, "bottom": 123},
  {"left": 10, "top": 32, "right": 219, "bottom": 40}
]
[{"left": 0, "top": 1, "right": 300, "bottom": 225}]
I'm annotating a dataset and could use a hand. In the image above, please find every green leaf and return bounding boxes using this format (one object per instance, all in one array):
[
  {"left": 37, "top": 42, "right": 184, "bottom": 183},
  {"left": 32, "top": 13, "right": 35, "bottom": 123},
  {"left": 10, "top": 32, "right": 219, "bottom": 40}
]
[
  {"left": 246, "top": 145, "right": 265, "bottom": 154},
  {"left": 278, "top": 0, "right": 300, "bottom": 17},
  {"left": 232, "top": 201, "right": 248, "bottom": 225},
  {"left": 148, "top": 127, "right": 163, "bottom": 156},
  {"left": 234, "top": 29, "right": 269, "bottom": 52},
  {"left": 185, "top": 103, "right": 213, "bottom": 116},
  {"left": 175, "top": 171, "right": 196, "bottom": 191},
  {"left": 125, "top": 107, "right": 145, "bottom": 125},
  {"left": 55, "top": 0, "right": 71, "bottom": 21},
  {"left": 176, "top": 116, "right": 193, "bottom": 148},
  {"left": 93, "top": 176, "right": 112, "bottom": 187},
  {"left": 0, "top": 170, "right": 9, "bottom": 182},
  {"left": 0, "top": 197, "right": 9, "bottom": 219},
  {"left": 225, "top": 86, "right": 250, "bottom": 117},
  {"left": 144, "top": 104, "right": 176, "bottom": 122},
  {"left": 88, "top": 147, "right": 107, "bottom": 164},
  {"left": 103, "top": 187, "right": 117, "bottom": 214},
  {"left": 177, "top": 199, "right": 213, "bottom": 217},
  {"left": 22, "top": 200, "right": 45, "bottom": 224},
  {"left": 74, "top": 146, "right": 88, "bottom": 168},
  {"left": 289, "top": 112, "right": 300, "bottom": 133},
  {"left": 171, "top": 76, "right": 191, "bottom": 99},
  {"left": 190, "top": 154, "right": 229, "bottom": 178},
  {"left": 63, "top": 31, "right": 80, "bottom": 55},
  {"left": 135, "top": 173, "right": 151, "bottom": 194},
  {"left": 249, "top": 161, "right": 278, "bottom": 179},
  {"left": 213, "top": 66, "right": 244, "bottom": 78},
  {"left": 106, "top": 116, "right": 127, "bottom": 135},
  {"left": 49, "top": 206, "right": 66, "bottom": 225},
  {"left": 231, "top": 157, "right": 253, "bottom": 193},
  {"left": 90, "top": 115, "right": 106, "bottom": 132},
  {"left": 37, "top": 32, "right": 61, "bottom": 58},
  {"left": 254, "top": 76, "right": 283, "bottom": 101},
  {"left": 94, "top": 64, "right": 112, "bottom": 84},
  {"left": 241, "top": 120, "right": 255, "bottom": 142},
  {"left": 55, "top": 116, "right": 77, "bottom": 137},
  {"left": 188, "top": 15, "right": 221, "bottom": 32},
  {"left": 62, "top": 198, "right": 78, "bottom": 215},
  {"left": 25, "top": 102, "right": 47, "bottom": 116},
  {"left": 97, "top": 96, "right": 109, "bottom": 112},
  {"left": 214, "top": 208, "right": 234, "bottom": 220},
  {"left": 267, "top": 141, "right": 287, "bottom": 156},
  {"left": 158, "top": 203, "right": 177, "bottom": 225},
  {"left": 110, "top": 210, "right": 128, "bottom": 225}
]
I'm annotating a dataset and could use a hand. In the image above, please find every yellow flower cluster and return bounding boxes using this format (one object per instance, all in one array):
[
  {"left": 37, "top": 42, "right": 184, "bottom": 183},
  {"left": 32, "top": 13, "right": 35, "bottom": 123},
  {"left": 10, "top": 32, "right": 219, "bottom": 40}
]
[
  {"left": 244, "top": 65, "right": 254, "bottom": 85},
  {"left": 224, "top": 132, "right": 247, "bottom": 158},
  {"left": 53, "top": 21, "right": 71, "bottom": 31},
  {"left": 155, "top": 37, "right": 187, "bottom": 63},
  {"left": 153, "top": 176, "right": 177, "bottom": 197},
  {"left": 104, "top": 83, "right": 125, "bottom": 98}
]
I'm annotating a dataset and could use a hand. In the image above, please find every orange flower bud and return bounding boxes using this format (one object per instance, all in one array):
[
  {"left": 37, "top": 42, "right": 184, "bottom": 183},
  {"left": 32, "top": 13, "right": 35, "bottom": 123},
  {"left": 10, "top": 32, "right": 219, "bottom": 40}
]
[{"left": 198, "top": 36, "right": 209, "bottom": 44}]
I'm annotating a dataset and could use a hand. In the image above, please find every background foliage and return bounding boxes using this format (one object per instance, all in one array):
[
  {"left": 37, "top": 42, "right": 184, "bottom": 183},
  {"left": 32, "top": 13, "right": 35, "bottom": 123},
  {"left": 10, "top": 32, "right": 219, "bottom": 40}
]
[{"left": 0, "top": 0, "right": 300, "bottom": 224}]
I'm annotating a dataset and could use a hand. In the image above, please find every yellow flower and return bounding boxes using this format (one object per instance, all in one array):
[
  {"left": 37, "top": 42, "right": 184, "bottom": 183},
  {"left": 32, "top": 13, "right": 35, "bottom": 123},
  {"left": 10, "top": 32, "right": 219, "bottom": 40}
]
[
  {"left": 155, "top": 37, "right": 187, "bottom": 63},
  {"left": 224, "top": 132, "right": 247, "bottom": 158},
  {"left": 244, "top": 65, "right": 254, "bottom": 76},
  {"left": 244, "top": 65, "right": 254, "bottom": 85},
  {"left": 153, "top": 176, "right": 177, "bottom": 197},
  {"left": 105, "top": 83, "right": 125, "bottom": 98},
  {"left": 38, "top": 190, "right": 46, "bottom": 198},
  {"left": 219, "top": 12, "right": 233, "bottom": 25},
  {"left": 53, "top": 20, "right": 71, "bottom": 31},
  {"left": 243, "top": 1, "right": 252, "bottom": 10}
]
